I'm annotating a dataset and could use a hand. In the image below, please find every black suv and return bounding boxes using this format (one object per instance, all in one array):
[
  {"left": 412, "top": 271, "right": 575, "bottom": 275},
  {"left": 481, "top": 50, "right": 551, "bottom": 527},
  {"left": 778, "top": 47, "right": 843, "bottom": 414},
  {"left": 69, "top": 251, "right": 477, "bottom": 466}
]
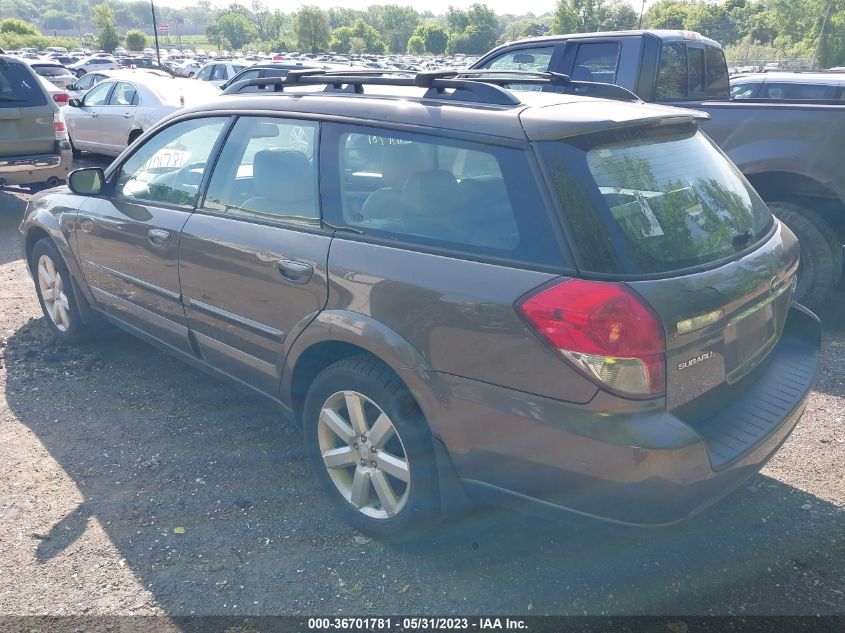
[{"left": 20, "top": 70, "right": 820, "bottom": 540}]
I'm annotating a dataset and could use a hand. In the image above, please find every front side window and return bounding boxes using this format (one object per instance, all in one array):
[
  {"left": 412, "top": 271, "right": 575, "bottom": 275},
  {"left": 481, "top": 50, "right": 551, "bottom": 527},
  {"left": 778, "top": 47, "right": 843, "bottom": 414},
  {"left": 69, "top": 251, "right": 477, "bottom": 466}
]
[
  {"left": 477, "top": 46, "right": 554, "bottom": 72},
  {"left": 83, "top": 81, "right": 112, "bottom": 106},
  {"left": 572, "top": 42, "right": 620, "bottom": 83},
  {"left": 655, "top": 42, "right": 688, "bottom": 99},
  {"left": 196, "top": 65, "right": 212, "bottom": 81},
  {"left": 115, "top": 117, "right": 228, "bottom": 207},
  {"left": 538, "top": 124, "right": 773, "bottom": 274},
  {"left": 74, "top": 73, "right": 96, "bottom": 90},
  {"left": 730, "top": 82, "right": 757, "bottom": 99},
  {"left": 212, "top": 65, "right": 229, "bottom": 81},
  {"left": 329, "top": 128, "right": 564, "bottom": 265},
  {"left": 204, "top": 116, "right": 319, "bottom": 224}
]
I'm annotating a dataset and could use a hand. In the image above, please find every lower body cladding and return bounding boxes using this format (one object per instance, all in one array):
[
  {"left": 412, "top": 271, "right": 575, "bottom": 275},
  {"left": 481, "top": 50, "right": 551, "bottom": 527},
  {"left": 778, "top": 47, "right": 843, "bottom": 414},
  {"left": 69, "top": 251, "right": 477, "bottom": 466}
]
[
  {"left": 0, "top": 149, "right": 72, "bottom": 188},
  {"left": 425, "top": 305, "right": 821, "bottom": 526}
]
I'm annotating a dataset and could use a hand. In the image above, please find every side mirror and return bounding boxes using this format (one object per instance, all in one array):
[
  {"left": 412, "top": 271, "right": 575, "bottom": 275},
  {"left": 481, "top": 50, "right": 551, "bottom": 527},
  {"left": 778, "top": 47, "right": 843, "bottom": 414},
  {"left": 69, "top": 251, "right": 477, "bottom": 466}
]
[
  {"left": 68, "top": 98, "right": 81, "bottom": 107},
  {"left": 68, "top": 167, "right": 105, "bottom": 196}
]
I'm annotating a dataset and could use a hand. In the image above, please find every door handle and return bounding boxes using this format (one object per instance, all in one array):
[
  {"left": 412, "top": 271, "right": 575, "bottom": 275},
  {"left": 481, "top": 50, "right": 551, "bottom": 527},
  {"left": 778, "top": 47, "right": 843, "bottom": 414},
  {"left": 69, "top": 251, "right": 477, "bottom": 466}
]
[
  {"left": 147, "top": 229, "right": 171, "bottom": 247},
  {"left": 122, "top": 113, "right": 132, "bottom": 119},
  {"left": 277, "top": 259, "right": 313, "bottom": 285},
  {"left": 90, "top": 112, "right": 98, "bottom": 118}
]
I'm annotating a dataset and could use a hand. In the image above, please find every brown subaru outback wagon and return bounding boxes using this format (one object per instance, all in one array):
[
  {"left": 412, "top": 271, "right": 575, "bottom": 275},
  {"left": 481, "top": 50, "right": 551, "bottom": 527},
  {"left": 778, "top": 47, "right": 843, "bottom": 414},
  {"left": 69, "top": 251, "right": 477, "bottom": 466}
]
[{"left": 20, "top": 70, "right": 820, "bottom": 540}]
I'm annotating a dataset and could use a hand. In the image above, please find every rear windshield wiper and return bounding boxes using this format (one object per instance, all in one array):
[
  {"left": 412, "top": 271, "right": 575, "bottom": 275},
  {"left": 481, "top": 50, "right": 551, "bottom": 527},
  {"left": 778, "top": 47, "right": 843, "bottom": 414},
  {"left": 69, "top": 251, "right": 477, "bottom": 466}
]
[{"left": 0, "top": 96, "right": 24, "bottom": 102}]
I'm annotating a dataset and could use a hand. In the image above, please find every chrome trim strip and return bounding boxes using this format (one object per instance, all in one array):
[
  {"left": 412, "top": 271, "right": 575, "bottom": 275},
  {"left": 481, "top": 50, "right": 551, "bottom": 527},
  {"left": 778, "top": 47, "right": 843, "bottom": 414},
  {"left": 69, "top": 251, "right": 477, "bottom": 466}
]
[
  {"left": 89, "top": 286, "right": 188, "bottom": 336},
  {"left": 186, "top": 297, "right": 285, "bottom": 342},
  {"left": 84, "top": 260, "right": 181, "bottom": 302},
  {"left": 192, "top": 331, "right": 279, "bottom": 377},
  {"left": 728, "top": 278, "right": 795, "bottom": 326}
]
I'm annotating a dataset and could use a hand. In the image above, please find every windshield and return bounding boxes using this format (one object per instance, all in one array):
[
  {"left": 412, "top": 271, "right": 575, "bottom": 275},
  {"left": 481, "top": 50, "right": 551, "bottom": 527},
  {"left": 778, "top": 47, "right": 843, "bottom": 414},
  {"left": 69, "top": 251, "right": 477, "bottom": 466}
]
[{"left": 538, "top": 124, "right": 773, "bottom": 275}]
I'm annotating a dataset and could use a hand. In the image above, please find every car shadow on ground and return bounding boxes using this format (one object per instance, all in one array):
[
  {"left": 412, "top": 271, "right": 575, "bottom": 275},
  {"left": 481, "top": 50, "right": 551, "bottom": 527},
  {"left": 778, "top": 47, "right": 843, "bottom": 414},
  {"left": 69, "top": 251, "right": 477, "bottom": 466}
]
[{"left": 4, "top": 317, "right": 844, "bottom": 616}]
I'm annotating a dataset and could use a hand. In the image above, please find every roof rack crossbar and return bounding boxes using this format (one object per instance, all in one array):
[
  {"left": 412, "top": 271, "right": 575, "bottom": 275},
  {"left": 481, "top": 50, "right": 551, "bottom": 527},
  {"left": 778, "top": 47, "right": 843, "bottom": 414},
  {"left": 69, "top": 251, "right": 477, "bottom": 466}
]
[{"left": 221, "top": 68, "right": 640, "bottom": 104}]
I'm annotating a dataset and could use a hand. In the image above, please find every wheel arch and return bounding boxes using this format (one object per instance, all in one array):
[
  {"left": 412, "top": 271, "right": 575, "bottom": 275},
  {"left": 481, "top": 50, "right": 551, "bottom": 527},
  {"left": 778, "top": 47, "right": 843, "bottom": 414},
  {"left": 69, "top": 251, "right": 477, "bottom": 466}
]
[{"left": 282, "top": 310, "right": 443, "bottom": 429}]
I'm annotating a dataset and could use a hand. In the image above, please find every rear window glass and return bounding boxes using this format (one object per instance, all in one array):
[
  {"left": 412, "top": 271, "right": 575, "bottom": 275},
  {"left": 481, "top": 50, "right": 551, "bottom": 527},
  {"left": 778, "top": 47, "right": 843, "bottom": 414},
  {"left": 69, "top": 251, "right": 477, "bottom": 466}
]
[
  {"left": 32, "top": 65, "right": 71, "bottom": 77},
  {"left": 538, "top": 124, "right": 773, "bottom": 275},
  {"left": 760, "top": 82, "right": 840, "bottom": 100},
  {"left": 0, "top": 60, "right": 47, "bottom": 108}
]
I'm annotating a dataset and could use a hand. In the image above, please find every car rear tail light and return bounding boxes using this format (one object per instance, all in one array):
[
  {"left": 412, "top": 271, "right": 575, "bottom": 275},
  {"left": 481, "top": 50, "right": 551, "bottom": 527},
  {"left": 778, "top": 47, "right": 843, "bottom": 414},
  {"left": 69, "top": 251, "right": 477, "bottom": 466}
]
[
  {"left": 516, "top": 279, "right": 666, "bottom": 397},
  {"left": 53, "top": 92, "right": 70, "bottom": 104},
  {"left": 53, "top": 112, "right": 68, "bottom": 141}
]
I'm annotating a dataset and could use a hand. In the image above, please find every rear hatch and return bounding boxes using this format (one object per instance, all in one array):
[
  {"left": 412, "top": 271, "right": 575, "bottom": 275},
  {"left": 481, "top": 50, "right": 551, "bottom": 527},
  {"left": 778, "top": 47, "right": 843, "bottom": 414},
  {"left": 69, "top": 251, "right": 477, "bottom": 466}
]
[
  {"left": 0, "top": 57, "right": 57, "bottom": 157},
  {"left": 535, "top": 120, "right": 797, "bottom": 409}
]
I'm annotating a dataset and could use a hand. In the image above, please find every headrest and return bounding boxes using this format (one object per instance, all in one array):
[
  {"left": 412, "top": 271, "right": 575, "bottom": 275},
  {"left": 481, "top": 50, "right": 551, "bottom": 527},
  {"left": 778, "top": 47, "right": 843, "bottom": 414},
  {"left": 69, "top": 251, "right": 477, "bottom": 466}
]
[
  {"left": 401, "top": 169, "right": 462, "bottom": 215},
  {"left": 381, "top": 144, "right": 430, "bottom": 190},
  {"left": 252, "top": 149, "right": 314, "bottom": 202}
]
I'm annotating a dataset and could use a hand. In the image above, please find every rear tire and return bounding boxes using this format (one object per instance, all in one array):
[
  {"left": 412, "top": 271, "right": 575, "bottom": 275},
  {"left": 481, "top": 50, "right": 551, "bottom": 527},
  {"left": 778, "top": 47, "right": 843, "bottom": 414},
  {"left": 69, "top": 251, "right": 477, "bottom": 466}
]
[
  {"left": 303, "top": 355, "right": 440, "bottom": 542},
  {"left": 769, "top": 201, "right": 842, "bottom": 309},
  {"left": 128, "top": 129, "right": 142, "bottom": 146},
  {"left": 69, "top": 134, "right": 82, "bottom": 159},
  {"left": 30, "top": 239, "right": 94, "bottom": 344}
]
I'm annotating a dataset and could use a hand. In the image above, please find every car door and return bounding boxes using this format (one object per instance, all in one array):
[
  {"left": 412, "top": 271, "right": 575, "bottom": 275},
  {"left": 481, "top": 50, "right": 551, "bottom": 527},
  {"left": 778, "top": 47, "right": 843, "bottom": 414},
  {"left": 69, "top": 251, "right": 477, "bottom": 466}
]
[
  {"left": 66, "top": 80, "right": 113, "bottom": 151},
  {"left": 75, "top": 115, "right": 230, "bottom": 354},
  {"left": 178, "top": 115, "right": 331, "bottom": 396},
  {"left": 98, "top": 81, "right": 138, "bottom": 153}
]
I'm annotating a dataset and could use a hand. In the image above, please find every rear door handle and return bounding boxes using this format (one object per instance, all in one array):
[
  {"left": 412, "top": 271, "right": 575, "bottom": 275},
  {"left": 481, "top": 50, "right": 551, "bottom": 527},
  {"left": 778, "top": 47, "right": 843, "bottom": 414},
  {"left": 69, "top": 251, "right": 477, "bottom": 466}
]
[
  {"left": 147, "top": 229, "right": 170, "bottom": 247},
  {"left": 277, "top": 259, "right": 313, "bottom": 285},
  {"left": 122, "top": 113, "right": 132, "bottom": 119}
]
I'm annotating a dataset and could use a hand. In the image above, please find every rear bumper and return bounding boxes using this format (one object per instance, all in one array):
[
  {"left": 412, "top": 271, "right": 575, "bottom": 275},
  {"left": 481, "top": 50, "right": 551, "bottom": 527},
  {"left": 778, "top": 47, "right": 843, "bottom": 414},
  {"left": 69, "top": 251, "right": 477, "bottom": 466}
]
[
  {"left": 0, "top": 148, "right": 72, "bottom": 186},
  {"left": 431, "top": 304, "right": 821, "bottom": 526}
]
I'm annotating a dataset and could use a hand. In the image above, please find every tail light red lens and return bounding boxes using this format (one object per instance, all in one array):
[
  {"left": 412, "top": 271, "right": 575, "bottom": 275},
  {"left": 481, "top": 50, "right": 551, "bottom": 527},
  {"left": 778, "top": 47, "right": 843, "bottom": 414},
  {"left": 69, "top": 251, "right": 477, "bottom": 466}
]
[
  {"left": 516, "top": 279, "right": 666, "bottom": 397},
  {"left": 53, "top": 92, "right": 70, "bottom": 104}
]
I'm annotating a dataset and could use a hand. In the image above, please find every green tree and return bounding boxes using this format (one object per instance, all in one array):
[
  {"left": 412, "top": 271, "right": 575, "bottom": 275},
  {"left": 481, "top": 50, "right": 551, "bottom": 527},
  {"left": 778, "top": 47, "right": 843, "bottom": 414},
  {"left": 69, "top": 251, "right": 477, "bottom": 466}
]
[
  {"left": 552, "top": 1, "right": 578, "bottom": 34},
  {"left": 293, "top": 5, "right": 330, "bottom": 53},
  {"left": 406, "top": 34, "right": 425, "bottom": 54},
  {"left": 42, "top": 10, "right": 74, "bottom": 31},
  {"left": 92, "top": 5, "right": 121, "bottom": 53},
  {"left": 208, "top": 8, "right": 257, "bottom": 50},
  {"left": 329, "top": 19, "right": 386, "bottom": 54},
  {"left": 377, "top": 5, "right": 420, "bottom": 53},
  {"left": 0, "top": 18, "right": 39, "bottom": 35},
  {"left": 413, "top": 22, "right": 448, "bottom": 54},
  {"left": 125, "top": 29, "right": 147, "bottom": 51}
]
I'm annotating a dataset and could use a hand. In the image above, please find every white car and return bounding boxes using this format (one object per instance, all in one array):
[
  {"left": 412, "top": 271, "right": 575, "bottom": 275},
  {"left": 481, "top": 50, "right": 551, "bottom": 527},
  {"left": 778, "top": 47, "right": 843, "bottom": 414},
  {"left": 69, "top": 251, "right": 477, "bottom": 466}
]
[
  {"left": 26, "top": 61, "right": 77, "bottom": 89},
  {"left": 173, "top": 60, "right": 202, "bottom": 77},
  {"left": 69, "top": 57, "right": 121, "bottom": 77},
  {"left": 65, "top": 70, "right": 114, "bottom": 99},
  {"left": 64, "top": 74, "right": 221, "bottom": 156},
  {"left": 193, "top": 61, "right": 248, "bottom": 87}
]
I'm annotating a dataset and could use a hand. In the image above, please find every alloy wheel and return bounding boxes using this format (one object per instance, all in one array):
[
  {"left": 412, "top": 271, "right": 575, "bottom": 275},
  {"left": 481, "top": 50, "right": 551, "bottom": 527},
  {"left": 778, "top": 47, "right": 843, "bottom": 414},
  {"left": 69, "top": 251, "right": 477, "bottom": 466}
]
[
  {"left": 317, "top": 390, "right": 411, "bottom": 519},
  {"left": 37, "top": 254, "right": 71, "bottom": 332}
]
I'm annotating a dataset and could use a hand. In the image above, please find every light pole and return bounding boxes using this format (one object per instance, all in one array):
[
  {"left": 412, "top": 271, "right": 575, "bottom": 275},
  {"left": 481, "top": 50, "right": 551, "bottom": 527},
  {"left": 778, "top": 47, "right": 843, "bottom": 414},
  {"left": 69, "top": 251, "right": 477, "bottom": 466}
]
[
  {"left": 150, "top": 0, "right": 161, "bottom": 66},
  {"left": 638, "top": 0, "right": 647, "bottom": 29}
]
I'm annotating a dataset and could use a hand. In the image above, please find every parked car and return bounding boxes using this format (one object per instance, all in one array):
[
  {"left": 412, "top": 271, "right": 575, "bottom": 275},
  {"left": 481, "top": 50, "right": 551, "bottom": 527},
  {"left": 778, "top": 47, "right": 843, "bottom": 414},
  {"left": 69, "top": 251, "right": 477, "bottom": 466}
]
[
  {"left": 64, "top": 74, "right": 221, "bottom": 156},
  {"left": 20, "top": 70, "right": 820, "bottom": 540},
  {"left": 35, "top": 75, "right": 70, "bottom": 106},
  {"left": 730, "top": 72, "right": 845, "bottom": 100},
  {"left": 0, "top": 54, "right": 71, "bottom": 189},
  {"left": 68, "top": 56, "right": 121, "bottom": 77},
  {"left": 65, "top": 70, "right": 113, "bottom": 99},
  {"left": 193, "top": 61, "right": 248, "bottom": 87},
  {"left": 25, "top": 61, "right": 77, "bottom": 89},
  {"left": 174, "top": 60, "right": 202, "bottom": 77},
  {"left": 219, "top": 62, "right": 327, "bottom": 91},
  {"left": 472, "top": 30, "right": 845, "bottom": 308}
]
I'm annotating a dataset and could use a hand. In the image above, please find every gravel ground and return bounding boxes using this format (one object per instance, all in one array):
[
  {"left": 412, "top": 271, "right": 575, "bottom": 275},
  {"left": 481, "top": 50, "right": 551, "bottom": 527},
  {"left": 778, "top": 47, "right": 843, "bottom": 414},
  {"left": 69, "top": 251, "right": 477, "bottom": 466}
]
[{"left": 0, "top": 163, "right": 843, "bottom": 617}]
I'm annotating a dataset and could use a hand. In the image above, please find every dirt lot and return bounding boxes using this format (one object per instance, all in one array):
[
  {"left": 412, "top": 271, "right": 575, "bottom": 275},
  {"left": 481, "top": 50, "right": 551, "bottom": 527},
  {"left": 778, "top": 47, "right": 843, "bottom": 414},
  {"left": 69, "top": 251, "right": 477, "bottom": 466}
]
[{"left": 1, "top": 166, "right": 843, "bottom": 618}]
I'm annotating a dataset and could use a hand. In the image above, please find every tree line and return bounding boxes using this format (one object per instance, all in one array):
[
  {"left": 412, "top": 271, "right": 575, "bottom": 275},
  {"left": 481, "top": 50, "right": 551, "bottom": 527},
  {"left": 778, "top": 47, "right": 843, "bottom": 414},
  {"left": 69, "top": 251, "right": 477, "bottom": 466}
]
[{"left": 0, "top": 0, "right": 841, "bottom": 67}]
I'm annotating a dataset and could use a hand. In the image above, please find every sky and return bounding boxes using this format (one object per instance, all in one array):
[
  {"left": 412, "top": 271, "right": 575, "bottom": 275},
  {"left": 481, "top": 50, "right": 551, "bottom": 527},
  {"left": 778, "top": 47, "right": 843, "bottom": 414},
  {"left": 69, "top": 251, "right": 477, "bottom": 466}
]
[{"left": 155, "top": 0, "right": 646, "bottom": 18}]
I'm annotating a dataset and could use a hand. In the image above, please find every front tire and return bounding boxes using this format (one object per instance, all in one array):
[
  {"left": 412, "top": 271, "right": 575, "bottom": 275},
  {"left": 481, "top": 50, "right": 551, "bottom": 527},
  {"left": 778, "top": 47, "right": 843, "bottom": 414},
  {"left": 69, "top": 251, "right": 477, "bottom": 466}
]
[
  {"left": 30, "top": 239, "right": 93, "bottom": 344},
  {"left": 769, "top": 201, "right": 842, "bottom": 308},
  {"left": 303, "top": 356, "right": 440, "bottom": 541}
]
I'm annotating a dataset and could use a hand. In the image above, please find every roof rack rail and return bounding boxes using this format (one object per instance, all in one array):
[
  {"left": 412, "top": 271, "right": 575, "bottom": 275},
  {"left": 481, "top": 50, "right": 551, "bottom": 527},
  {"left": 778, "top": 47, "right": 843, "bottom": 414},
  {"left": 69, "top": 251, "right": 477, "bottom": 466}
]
[{"left": 221, "top": 68, "right": 640, "bottom": 105}]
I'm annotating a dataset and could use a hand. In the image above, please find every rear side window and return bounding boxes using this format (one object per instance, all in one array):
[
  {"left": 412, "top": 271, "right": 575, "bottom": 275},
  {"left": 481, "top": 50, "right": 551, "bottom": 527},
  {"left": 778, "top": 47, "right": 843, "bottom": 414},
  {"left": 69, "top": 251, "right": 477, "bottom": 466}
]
[
  {"left": 705, "top": 46, "right": 729, "bottom": 97},
  {"left": 572, "top": 42, "right": 620, "bottom": 83},
  {"left": 730, "top": 82, "right": 757, "bottom": 99},
  {"left": 326, "top": 127, "right": 564, "bottom": 266},
  {"left": 538, "top": 124, "right": 774, "bottom": 275},
  {"left": 760, "top": 82, "right": 838, "bottom": 100},
  {"left": 0, "top": 60, "right": 47, "bottom": 108},
  {"left": 655, "top": 42, "right": 688, "bottom": 99}
]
